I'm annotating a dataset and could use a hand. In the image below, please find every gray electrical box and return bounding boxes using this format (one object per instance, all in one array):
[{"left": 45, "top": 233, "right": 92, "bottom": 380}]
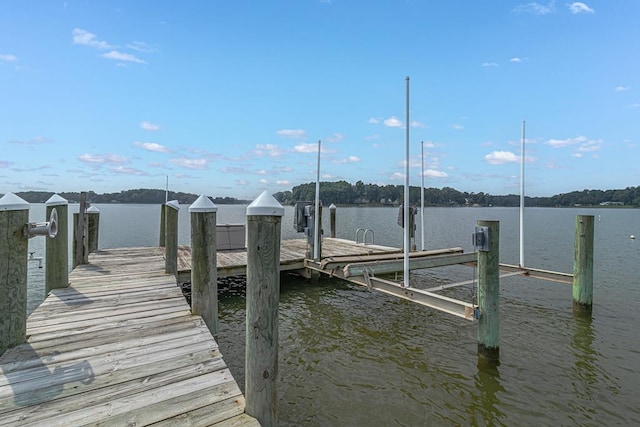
[
  {"left": 472, "top": 226, "right": 491, "bottom": 252},
  {"left": 294, "top": 201, "right": 312, "bottom": 232}
]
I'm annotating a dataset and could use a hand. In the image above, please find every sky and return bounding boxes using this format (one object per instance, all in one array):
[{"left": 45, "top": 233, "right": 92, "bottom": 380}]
[{"left": 1, "top": 1, "right": 639, "bottom": 199}]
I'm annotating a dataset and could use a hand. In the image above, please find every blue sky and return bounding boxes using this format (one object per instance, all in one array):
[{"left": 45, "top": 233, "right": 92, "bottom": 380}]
[{"left": 1, "top": 1, "right": 638, "bottom": 199}]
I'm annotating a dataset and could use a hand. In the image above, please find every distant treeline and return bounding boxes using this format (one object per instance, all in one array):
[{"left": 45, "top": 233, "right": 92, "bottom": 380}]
[
  {"left": 5, "top": 183, "right": 640, "bottom": 207},
  {"left": 273, "top": 181, "right": 640, "bottom": 207},
  {"left": 5, "top": 189, "right": 250, "bottom": 205}
]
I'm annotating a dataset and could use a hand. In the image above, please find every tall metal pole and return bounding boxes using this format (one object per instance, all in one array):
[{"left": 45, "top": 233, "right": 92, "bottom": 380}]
[
  {"left": 313, "top": 140, "right": 321, "bottom": 261},
  {"left": 403, "top": 76, "right": 410, "bottom": 288},
  {"left": 519, "top": 120, "right": 525, "bottom": 267},
  {"left": 421, "top": 140, "right": 425, "bottom": 251}
]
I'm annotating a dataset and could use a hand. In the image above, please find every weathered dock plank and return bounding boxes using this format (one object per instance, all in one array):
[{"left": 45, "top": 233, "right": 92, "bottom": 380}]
[
  {"left": 176, "top": 237, "right": 402, "bottom": 279},
  {"left": 0, "top": 247, "right": 258, "bottom": 426}
]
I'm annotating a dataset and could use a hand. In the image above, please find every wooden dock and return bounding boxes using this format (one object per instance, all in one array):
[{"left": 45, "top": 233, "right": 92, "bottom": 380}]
[
  {"left": 177, "top": 237, "right": 402, "bottom": 280},
  {"left": 0, "top": 247, "right": 258, "bottom": 426}
]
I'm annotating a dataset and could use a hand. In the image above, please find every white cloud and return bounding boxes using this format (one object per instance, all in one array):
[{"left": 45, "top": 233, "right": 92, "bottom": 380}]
[
  {"left": 140, "top": 121, "right": 160, "bottom": 131},
  {"left": 111, "top": 166, "right": 147, "bottom": 176},
  {"left": 510, "top": 57, "right": 523, "bottom": 63},
  {"left": 390, "top": 172, "right": 405, "bottom": 181},
  {"left": 546, "top": 135, "right": 587, "bottom": 148},
  {"left": 422, "top": 169, "right": 448, "bottom": 178},
  {"left": 254, "top": 144, "right": 286, "bottom": 157},
  {"left": 294, "top": 142, "right": 320, "bottom": 153},
  {"left": 331, "top": 156, "right": 361, "bottom": 164},
  {"left": 78, "top": 153, "right": 129, "bottom": 165},
  {"left": 484, "top": 151, "right": 519, "bottom": 165},
  {"left": 236, "top": 179, "right": 250, "bottom": 186},
  {"left": 449, "top": 124, "right": 464, "bottom": 130},
  {"left": 615, "top": 86, "right": 630, "bottom": 92},
  {"left": 0, "top": 54, "right": 17, "bottom": 62},
  {"left": 482, "top": 62, "right": 499, "bottom": 67},
  {"left": 170, "top": 157, "right": 207, "bottom": 169},
  {"left": 411, "top": 121, "right": 427, "bottom": 128},
  {"left": 259, "top": 178, "right": 269, "bottom": 184},
  {"left": 276, "top": 180, "right": 291, "bottom": 186},
  {"left": 577, "top": 139, "right": 603, "bottom": 152},
  {"left": 277, "top": 129, "right": 307, "bottom": 139},
  {"left": 513, "top": 1, "right": 555, "bottom": 15},
  {"left": 384, "top": 116, "right": 402, "bottom": 127},
  {"left": 369, "top": 117, "right": 380, "bottom": 124},
  {"left": 546, "top": 136, "right": 603, "bottom": 155},
  {"left": 256, "top": 169, "right": 268, "bottom": 175},
  {"left": 72, "top": 28, "right": 114, "bottom": 49},
  {"left": 568, "top": 2, "right": 594, "bottom": 14},
  {"left": 126, "top": 41, "right": 158, "bottom": 53},
  {"left": 133, "top": 141, "right": 171, "bottom": 153},
  {"left": 102, "top": 50, "right": 145, "bottom": 64}
]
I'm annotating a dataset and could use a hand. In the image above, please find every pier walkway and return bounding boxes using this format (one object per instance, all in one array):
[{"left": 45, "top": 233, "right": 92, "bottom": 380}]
[
  {"left": 176, "top": 237, "right": 403, "bottom": 280},
  {"left": 0, "top": 247, "right": 258, "bottom": 426}
]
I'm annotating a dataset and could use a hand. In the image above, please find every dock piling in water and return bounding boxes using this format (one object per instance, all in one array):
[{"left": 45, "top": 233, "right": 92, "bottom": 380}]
[
  {"left": 73, "top": 191, "right": 89, "bottom": 268},
  {"left": 159, "top": 203, "right": 166, "bottom": 247},
  {"left": 189, "top": 195, "right": 218, "bottom": 336},
  {"left": 477, "top": 220, "right": 500, "bottom": 367},
  {"left": 45, "top": 194, "right": 69, "bottom": 292},
  {"left": 87, "top": 206, "right": 100, "bottom": 253},
  {"left": 0, "top": 193, "right": 30, "bottom": 355},
  {"left": 164, "top": 200, "right": 179, "bottom": 276},
  {"left": 573, "top": 215, "right": 594, "bottom": 316},
  {"left": 245, "top": 191, "right": 284, "bottom": 426},
  {"left": 329, "top": 203, "right": 336, "bottom": 238}
]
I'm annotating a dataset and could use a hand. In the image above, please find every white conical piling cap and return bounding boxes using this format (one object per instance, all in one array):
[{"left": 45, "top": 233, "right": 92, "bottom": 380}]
[
  {"left": 329, "top": 203, "right": 337, "bottom": 209},
  {"left": 246, "top": 190, "right": 284, "bottom": 217},
  {"left": 189, "top": 194, "right": 218, "bottom": 213},
  {"left": 45, "top": 194, "right": 68, "bottom": 206},
  {"left": 87, "top": 206, "right": 100, "bottom": 213},
  {"left": 0, "top": 192, "right": 30, "bottom": 211},
  {"left": 166, "top": 200, "right": 180, "bottom": 211}
]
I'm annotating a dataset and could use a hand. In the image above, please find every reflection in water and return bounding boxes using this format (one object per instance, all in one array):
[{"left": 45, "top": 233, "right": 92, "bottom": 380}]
[
  {"left": 470, "top": 365, "right": 505, "bottom": 426},
  {"left": 569, "top": 314, "right": 620, "bottom": 423}
]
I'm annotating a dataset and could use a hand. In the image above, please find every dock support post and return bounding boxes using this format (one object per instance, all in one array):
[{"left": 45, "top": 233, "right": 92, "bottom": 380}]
[
  {"left": 245, "top": 191, "right": 284, "bottom": 427},
  {"left": 164, "top": 200, "right": 179, "bottom": 276},
  {"left": 87, "top": 206, "right": 100, "bottom": 253},
  {"left": 189, "top": 195, "right": 218, "bottom": 336},
  {"left": 46, "top": 194, "right": 69, "bottom": 292},
  {"left": 573, "top": 215, "right": 594, "bottom": 316},
  {"left": 73, "top": 191, "right": 89, "bottom": 268},
  {"left": 477, "top": 220, "right": 500, "bottom": 367},
  {"left": 0, "top": 193, "right": 30, "bottom": 355},
  {"left": 159, "top": 204, "right": 166, "bottom": 247},
  {"left": 329, "top": 203, "right": 336, "bottom": 238}
]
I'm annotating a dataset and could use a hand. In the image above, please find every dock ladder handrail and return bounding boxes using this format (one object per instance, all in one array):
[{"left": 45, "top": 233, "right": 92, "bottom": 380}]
[{"left": 355, "top": 228, "right": 375, "bottom": 245}]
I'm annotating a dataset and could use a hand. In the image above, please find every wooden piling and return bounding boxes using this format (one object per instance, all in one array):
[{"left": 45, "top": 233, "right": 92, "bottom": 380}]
[
  {"left": 45, "top": 194, "right": 69, "bottom": 293},
  {"left": 0, "top": 193, "right": 29, "bottom": 355},
  {"left": 189, "top": 195, "right": 218, "bottom": 336},
  {"left": 329, "top": 203, "right": 336, "bottom": 238},
  {"left": 573, "top": 215, "right": 594, "bottom": 316},
  {"left": 73, "top": 192, "right": 88, "bottom": 268},
  {"left": 159, "top": 203, "right": 166, "bottom": 247},
  {"left": 477, "top": 220, "right": 500, "bottom": 366},
  {"left": 165, "top": 200, "right": 179, "bottom": 276},
  {"left": 87, "top": 206, "right": 100, "bottom": 253},
  {"left": 245, "top": 191, "right": 284, "bottom": 427}
]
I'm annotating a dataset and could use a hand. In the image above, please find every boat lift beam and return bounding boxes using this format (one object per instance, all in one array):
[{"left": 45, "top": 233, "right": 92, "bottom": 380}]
[{"left": 305, "top": 260, "right": 476, "bottom": 321}]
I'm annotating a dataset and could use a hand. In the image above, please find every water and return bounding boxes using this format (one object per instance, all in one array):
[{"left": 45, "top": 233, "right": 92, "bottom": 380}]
[{"left": 25, "top": 204, "right": 640, "bottom": 425}]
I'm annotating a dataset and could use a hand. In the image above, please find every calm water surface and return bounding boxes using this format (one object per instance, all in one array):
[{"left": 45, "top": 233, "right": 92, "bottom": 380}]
[{"left": 26, "top": 204, "right": 640, "bottom": 425}]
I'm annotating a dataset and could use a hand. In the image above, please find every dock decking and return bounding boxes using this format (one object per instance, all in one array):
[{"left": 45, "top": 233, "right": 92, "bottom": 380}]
[
  {"left": 177, "top": 237, "right": 402, "bottom": 279},
  {"left": 0, "top": 247, "right": 258, "bottom": 426}
]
